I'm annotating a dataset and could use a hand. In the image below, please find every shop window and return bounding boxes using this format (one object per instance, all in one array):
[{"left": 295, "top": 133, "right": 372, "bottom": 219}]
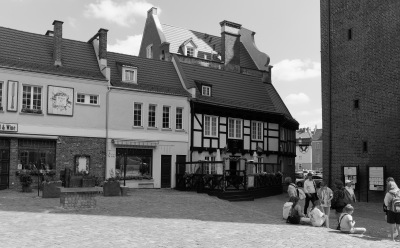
[
  {"left": 115, "top": 148, "right": 152, "bottom": 179},
  {"left": 75, "top": 155, "right": 90, "bottom": 174},
  {"left": 18, "top": 139, "right": 56, "bottom": 171}
]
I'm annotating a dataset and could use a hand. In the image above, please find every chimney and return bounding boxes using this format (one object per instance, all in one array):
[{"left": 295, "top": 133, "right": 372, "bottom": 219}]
[
  {"left": 147, "top": 7, "right": 157, "bottom": 17},
  {"left": 220, "top": 20, "right": 242, "bottom": 72},
  {"left": 52, "top": 20, "right": 63, "bottom": 66},
  {"left": 98, "top": 28, "right": 108, "bottom": 61}
]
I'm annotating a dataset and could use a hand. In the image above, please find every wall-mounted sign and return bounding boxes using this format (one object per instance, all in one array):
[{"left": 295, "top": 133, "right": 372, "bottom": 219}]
[
  {"left": 47, "top": 85, "right": 74, "bottom": 116},
  {"left": 343, "top": 166, "right": 358, "bottom": 190},
  {"left": 0, "top": 123, "right": 18, "bottom": 132},
  {"left": 7, "top": 80, "right": 18, "bottom": 112},
  {"left": 369, "top": 167, "right": 384, "bottom": 191}
]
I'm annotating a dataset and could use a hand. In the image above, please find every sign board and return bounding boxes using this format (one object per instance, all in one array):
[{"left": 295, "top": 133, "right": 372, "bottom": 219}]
[
  {"left": 0, "top": 123, "right": 18, "bottom": 132},
  {"left": 343, "top": 166, "right": 358, "bottom": 190},
  {"left": 369, "top": 167, "right": 384, "bottom": 191}
]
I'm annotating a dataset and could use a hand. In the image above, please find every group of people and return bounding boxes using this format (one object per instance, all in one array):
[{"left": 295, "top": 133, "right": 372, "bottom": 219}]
[{"left": 284, "top": 173, "right": 365, "bottom": 234}]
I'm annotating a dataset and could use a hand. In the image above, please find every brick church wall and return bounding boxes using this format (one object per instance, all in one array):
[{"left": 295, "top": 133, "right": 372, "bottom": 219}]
[{"left": 321, "top": 0, "right": 400, "bottom": 202}]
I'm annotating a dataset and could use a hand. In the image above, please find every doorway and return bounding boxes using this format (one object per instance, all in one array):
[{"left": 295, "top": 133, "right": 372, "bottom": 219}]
[
  {"left": 161, "top": 155, "right": 172, "bottom": 188},
  {"left": 0, "top": 139, "right": 10, "bottom": 190}
]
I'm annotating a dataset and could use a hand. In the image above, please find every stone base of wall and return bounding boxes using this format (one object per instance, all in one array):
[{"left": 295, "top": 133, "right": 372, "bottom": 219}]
[{"left": 59, "top": 187, "right": 103, "bottom": 209}]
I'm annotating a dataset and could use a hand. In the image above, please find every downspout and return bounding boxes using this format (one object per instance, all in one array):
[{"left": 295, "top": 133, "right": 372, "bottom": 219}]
[{"left": 105, "top": 85, "right": 110, "bottom": 179}]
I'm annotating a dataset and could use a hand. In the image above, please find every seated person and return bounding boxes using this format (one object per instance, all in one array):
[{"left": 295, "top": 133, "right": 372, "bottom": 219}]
[
  {"left": 339, "top": 204, "right": 366, "bottom": 234},
  {"left": 309, "top": 200, "right": 326, "bottom": 227},
  {"left": 287, "top": 196, "right": 311, "bottom": 225}
]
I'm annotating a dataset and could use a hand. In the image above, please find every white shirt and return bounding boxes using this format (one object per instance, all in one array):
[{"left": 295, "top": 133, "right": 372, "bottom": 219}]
[
  {"left": 310, "top": 207, "right": 325, "bottom": 227},
  {"left": 303, "top": 179, "right": 316, "bottom": 194},
  {"left": 339, "top": 213, "right": 353, "bottom": 232}
]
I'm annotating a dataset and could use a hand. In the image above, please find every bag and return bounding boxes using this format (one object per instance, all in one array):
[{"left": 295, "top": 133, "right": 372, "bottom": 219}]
[
  {"left": 286, "top": 208, "right": 301, "bottom": 224},
  {"left": 283, "top": 202, "right": 293, "bottom": 219},
  {"left": 391, "top": 192, "right": 400, "bottom": 213},
  {"left": 344, "top": 190, "right": 353, "bottom": 204},
  {"left": 336, "top": 213, "right": 348, "bottom": 230},
  {"left": 298, "top": 188, "right": 306, "bottom": 200}
]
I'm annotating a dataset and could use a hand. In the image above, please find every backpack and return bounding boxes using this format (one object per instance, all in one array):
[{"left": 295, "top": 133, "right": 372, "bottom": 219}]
[
  {"left": 391, "top": 192, "right": 400, "bottom": 213},
  {"left": 283, "top": 202, "right": 293, "bottom": 219},
  {"left": 336, "top": 213, "right": 348, "bottom": 230},
  {"left": 286, "top": 205, "right": 301, "bottom": 224}
]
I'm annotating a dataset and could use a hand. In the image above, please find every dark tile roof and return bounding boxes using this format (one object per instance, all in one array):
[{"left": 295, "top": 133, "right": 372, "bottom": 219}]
[
  {"left": 107, "top": 52, "right": 190, "bottom": 97},
  {"left": 162, "top": 24, "right": 258, "bottom": 70},
  {"left": 0, "top": 26, "right": 106, "bottom": 81},
  {"left": 312, "top": 129, "right": 322, "bottom": 141},
  {"left": 179, "top": 62, "right": 295, "bottom": 120}
]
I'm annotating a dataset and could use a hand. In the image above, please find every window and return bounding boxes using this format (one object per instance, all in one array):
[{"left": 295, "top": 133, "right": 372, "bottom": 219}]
[
  {"left": 18, "top": 139, "right": 56, "bottom": 171},
  {"left": 257, "top": 157, "right": 263, "bottom": 173},
  {"left": 363, "top": 141, "right": 368, "bottom": 153},
  {"left": 76, "top": 93, "right": 99, "bottom": 105},
  {"left": 354, "top": 99, "right": 359, "bottom": 109},
  {"left": 348, "top": 28, "right": 352, "bottom": 40},
  {"left": 162, "top": 106, "right": 170, "bottom": 129},
  {"left": 176, "top": 107, "right": 183, "bottom": 130},
  {"left": 204, "top": 115, "right": 218, "bottom": 137},
  {"left": 22, "top": 85, "right": 42, "bottom": 112},
  {"left": 122, "top": 66, "right": 137, "bottom": 83},
  {"left": 228, "top": 118, "right": 242, "bottom": 139},
  {"left": 148, "top": 104, "right": 156, "bottom": 128},
  {"left": 187, "top": 46, "right": 194, "bottom": 57},
  {"left": 0, "top": 81, "right": 3, "bottom": 110},
  {"left": 133, "top": 103, "right": 142, "bottom": 127},
  {"left": 251, "top": 121, "right": 263, "bottom": 140},
  {"left": 146, "top": 44, "right": 153, "bottom": 59},
  {"left": 202, "top": 86, "right": 211, "bottom": 96},
  {"left": 204, "top": 156, "right": 216, "bottom": 174}
]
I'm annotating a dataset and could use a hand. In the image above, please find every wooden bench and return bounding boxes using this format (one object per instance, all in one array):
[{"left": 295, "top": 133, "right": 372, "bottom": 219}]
[{"left": 59, "top": 187, "right": 103, "bottom": 209}]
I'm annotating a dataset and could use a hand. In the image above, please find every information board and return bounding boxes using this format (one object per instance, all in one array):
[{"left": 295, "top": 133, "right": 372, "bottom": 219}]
[{"left": 369, "top": 167, "right": 384, "bottom": 191}]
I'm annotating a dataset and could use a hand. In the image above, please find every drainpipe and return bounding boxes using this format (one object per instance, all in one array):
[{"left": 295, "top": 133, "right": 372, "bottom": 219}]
[
  {"left": 105, "top": 86, "right": 110, "bottom": 179},
  {"left": 327, "top": 0, "right": 332, "bottom": 187}
]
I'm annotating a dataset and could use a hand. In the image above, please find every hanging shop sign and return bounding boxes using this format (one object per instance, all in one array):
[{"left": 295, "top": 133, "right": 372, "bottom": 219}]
[
  {"left": 0, "top": 122, "right": 18, "bottom": 132},
  {"left": 369, "top": 166, "right": 384, "bottom": 191}
]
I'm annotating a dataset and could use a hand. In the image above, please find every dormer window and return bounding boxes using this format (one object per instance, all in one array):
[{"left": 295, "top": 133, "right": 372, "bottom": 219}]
[
  {"left": 146, "top": 44, "right": 153, "bottom": 59},
  {"left": 122, "top": 66, "right": 137, "bottom": 83},
  {"left": 202, "top": 85, "right": 211, "bottom": 96},
  {"left": 187, "top": 47, "right": 194, "bottom": 57}
]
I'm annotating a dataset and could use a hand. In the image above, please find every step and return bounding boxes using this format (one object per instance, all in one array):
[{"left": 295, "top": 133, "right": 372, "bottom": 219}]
[{"left": 138, "top": 182, "right": 154, "bottom": 189}]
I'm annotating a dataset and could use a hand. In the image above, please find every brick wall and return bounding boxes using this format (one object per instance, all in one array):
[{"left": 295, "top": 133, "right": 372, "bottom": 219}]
[
  {"left": 56, "top": 136, "right": 106, "bottom": 181},
  {"left": 321, "top": 0, "right": 400, "bottom": 202}
]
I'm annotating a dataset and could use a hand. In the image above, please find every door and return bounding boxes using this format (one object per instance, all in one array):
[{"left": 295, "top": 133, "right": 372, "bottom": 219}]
[
  {"left": 161, "top": 155, "right": 172, "bottom": 188},
  {"left": 0, "top": 139, "right": 10, "bottom": 190}
]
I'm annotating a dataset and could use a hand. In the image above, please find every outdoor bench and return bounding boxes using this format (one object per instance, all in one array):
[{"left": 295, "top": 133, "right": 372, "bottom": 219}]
[{"left": 59, "top": 187, "right": 103, "bottom": 209}]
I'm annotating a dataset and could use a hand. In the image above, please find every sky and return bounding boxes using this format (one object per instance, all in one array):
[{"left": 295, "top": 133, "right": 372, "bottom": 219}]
[{"left": 1, "top": 0, "right": 322, "bottom": 129}]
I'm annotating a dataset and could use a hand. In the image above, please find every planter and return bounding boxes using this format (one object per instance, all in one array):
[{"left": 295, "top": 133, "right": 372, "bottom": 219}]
[
  {"left": 103, "top": 181, "right": 121, "bottom": 196},
  {"left": 22, "top": 185, "right": 32, "bottom": 192},
  {"left": 82, "top": 178, "right": 96, "bottom": 187},
  {"left": 120, "top": 186, "right": 129, "bottom": 196},
  {"left": 42, "top": 181, "right": 62, "bottom": 198},
  {"left": 69, "top": 176, "right": 82, "bottom": 188}
]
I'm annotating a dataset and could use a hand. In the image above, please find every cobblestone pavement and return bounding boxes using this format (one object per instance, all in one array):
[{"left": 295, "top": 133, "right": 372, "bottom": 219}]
[{"left": 0, "top": 189, "right": 398, "bottom": 248}]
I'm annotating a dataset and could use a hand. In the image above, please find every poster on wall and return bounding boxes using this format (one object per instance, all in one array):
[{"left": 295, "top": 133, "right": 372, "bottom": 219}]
[
  {"left": 369, "top": 167, "right": 384, "bottom": 191},
  {"left": 47, "top": 85, "right": 74, "bottom": 116},
  {"left": 7, "top": 80, "right": 18, "bottom": 112},
  {"left": 343, "top": 166, "right": 358, "bottom": 190}
]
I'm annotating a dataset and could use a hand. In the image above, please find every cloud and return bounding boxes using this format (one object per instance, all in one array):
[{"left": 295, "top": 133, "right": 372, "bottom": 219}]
[
  {"left": 284, "top": 93, "right": 310, "bottom": 105},
  {"left": 67, "top": 17, "right": 77, "bottom": 28},
  {"left": 84, "top": 0, "right": 158, "bottom": 27},
  {"left": 108, "top": 35, "right": 142, "bottom": 55},
  {"left": 273, "top": 59, "right": 321, "bottom": 81},
  {"left": 296, "top": 108, "right": 322, "bottom": 116}
]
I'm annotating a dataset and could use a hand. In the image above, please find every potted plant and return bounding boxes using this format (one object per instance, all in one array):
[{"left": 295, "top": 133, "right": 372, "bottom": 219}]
[
  {"left": 42, "top": 170, "right": 62, "bottom": 198},
  {"left": 103, "top": 169, "right": 121, "bottom": 196},
  {"left": 16, "top": 171, "right": 33, "bottom": 192}
]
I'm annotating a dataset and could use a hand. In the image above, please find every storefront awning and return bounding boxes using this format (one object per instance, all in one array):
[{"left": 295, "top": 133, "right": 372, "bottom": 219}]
[{"left": 112, "top": 139, "right": 158, "bottom": 148}]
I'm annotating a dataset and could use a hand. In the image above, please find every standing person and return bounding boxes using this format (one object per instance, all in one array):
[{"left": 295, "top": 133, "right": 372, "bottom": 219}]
[
  {"left": 303, "top": 172, "right": 318, "bottom": 216},
  {"left": 331, "top": 180, "right": 347, "bottom": 222},
  {"left": 344, "top": 180, "right": 356, "bottom": 203},
  {"left": 384, "top": 180, "right": 400, "bottom": 241},
  {"left": 339, "top": 204, "right": 366, "bottom": 234},
  {"left": 285, "top": 177, "right": 297, "bottom": 198},
  {"left": 317, "top": 180, "right": 333, "bottom": 228}
]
